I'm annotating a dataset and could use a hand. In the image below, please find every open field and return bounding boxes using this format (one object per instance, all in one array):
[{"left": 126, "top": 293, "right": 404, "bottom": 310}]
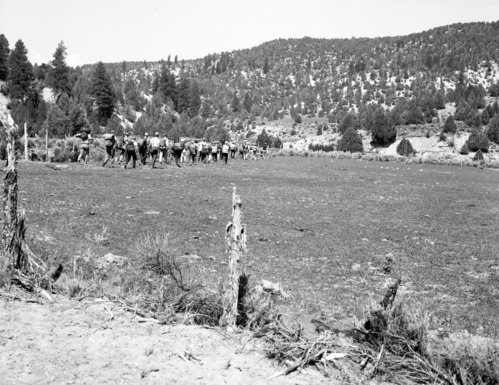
[{"left": 14, "top": 156, "right": 499, "bottom": 336}]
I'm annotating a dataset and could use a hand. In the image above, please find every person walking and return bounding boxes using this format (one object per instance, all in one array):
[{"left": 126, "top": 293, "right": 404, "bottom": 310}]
[
  {"left": 221, "top": 141, "right": 230, "bottom": 165},
  {"left": 211, "top": 142, "right": 218, "bottom": 163},
  {"left": 102, "top": 132, "right": 117, "bottom": 167},
  {"left": 188, "top": 141, "right": 197, "bottom": 165},
  {"left": 117, "top": 132, "right": 129, "bottom": 165},
  {"left": 149, "top": 132, "right": 161, "bottom": 168},
  {"left": 159, "top": 135, "right": 168, "bottom": 166},
  {"left": 123, "top": 135, "right": 138, "bottom": 169},
  {"left": 229, "top": 142, "right": 236, "bottom": 158},
  {"left": 172, "top": 138, "right": 184, "bottom": 167},
  {"left": 76, "top": 129, "right": 92, "bottom": 164},
  {"left": 138, "top": 132, "right": 149, "bottom": 165}
]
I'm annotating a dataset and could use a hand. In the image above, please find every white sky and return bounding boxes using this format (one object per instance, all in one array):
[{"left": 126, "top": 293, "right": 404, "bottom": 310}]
[{"left": 1, "top": 0, "right": 498, "bottom": 67}]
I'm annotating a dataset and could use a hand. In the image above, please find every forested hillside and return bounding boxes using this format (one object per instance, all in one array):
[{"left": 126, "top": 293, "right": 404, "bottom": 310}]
[{"left": 1, "top": 21, "right": 499, "bottom": 147}]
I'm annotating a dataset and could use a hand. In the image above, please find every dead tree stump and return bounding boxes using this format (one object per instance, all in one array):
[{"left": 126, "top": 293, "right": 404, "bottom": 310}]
[
  {"left": 1, "top": 125, "right": 50, "bottom": 288},
  {"left": 1, "top": 126, "right": 24, "bottom": 271},
  {"left": 220, "top": 187, "right": 247, "bottom": 329}
]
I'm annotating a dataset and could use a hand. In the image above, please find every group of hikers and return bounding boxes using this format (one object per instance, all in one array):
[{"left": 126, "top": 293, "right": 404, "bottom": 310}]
[{"left": 75, "top": 130, "right": 267, "bottom": 169}]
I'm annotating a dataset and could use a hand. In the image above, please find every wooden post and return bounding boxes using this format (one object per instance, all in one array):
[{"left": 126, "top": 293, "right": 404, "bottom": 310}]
[
  {"left": 220, "top": 187, "right": 247, "bottom": 329},
  {"left": 1, "top": 126, "right": 23, "bottom": 271},
  {"left": 24, "top": 123, "right": 28, "bottom": 162},
  {"left": 45, "top": 129, "right": 48, "bottom": 162},
  {"left": 1, "top": 124, "right": 51, "bottom": 286}
]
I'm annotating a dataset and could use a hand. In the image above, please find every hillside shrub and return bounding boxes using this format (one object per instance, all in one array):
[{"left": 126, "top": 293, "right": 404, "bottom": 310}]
[
  {"left": 466, "top": 128, "right": 489, "bottom": 152},
  {"left": 473, "top": 149, "right": 485, "bottom": 162},
  {"left": 52, "top": 147, "right": 67, "bottom": 163},
  {"left": 308, "top": 143, "right": 335, "bottom": 152},
  {"left": 396, "top": 138, "right": 414, "bottom": 156},
  {"left": 443, "top": 115, "right": 457, "bottom": 134},
  {"left": 370, "top": 109, "right": 397, "bottom": 147},
  {"left": 337, "top": 127, "right": 363, "bottom": 153},
  {"left": 338, "top": 112, "right": 357, "bottom": 134},
  {"left": 460, "top": 143, "right": 469, "bottom": 155},
  {"left": 486, "top": 115, "right": 499, "bottom": 144}
]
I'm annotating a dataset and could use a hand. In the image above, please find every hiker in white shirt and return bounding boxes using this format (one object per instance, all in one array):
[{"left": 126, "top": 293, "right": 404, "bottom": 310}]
[{"left": 149, "top": 132, "right": 161, "bottom": 168}]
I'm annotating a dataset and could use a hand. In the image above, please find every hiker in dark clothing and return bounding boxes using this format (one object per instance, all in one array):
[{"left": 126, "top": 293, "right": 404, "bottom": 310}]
[
  {"left": 172, "top": 139, "right": 184, "bottom": 167},
  {"left": 123, "top": 136, "right": 138, "bottom": 169},
  {"left": 138, "top": 133, "right": 149, "bottom": 165}
]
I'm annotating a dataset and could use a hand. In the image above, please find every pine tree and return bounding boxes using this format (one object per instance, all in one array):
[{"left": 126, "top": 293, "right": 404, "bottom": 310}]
[
  {"left": 467, "top": 128, "right": 489, "bottom": 152},
  {"left": 338, "top": 127, "right": 363, "bottom": 153},
  {"left": 396, "top": 138, "right": 414, "bottom": 156},
  {"left": 189, "top": 81, "right": 201, "bottom": 117},
  {"left": 338, "top": 112, "right": 357, "bottom": 134},
  {"left": 443, "top": 115, "right": 457, "bottom": 134},
  {"left": 7, "top": 39, "right": 34, "bottom": 99},
  {"left": 90, "top": 62, "right": 116, "bottom": 125},
  {"left": 159, "top": 66, "right": 177, "bottom": 107},
  {"left": 243, "top": 92, "right": 252, "bottom": 113},
  {"left": 481, "top": 109, "right": 490, "bottom": 126},
  {"left": 151, "top": 72, "right": 159, "bottom": 94},
  {"left": 43, "top": 103, "right": 71, "bottom": 138},
  {"left": 370, "top": 108, "right": 396, "bottom": 147},
  {"left": 231, "top": 93, "right": 240, "bottom": 112},
  {"left": 68, "top": 99, "right": 88, "bottom": 136},
  {"left": 47, "top": 41, "right": 71, "bottom": 94},
  {"left": 176, "top": 77, "right": 191, "bottom": 114},
  {"left": 263, "top": 56, "right": 269, "bottom": 74},
  {"left": 434, "top": 90, "right": 446, "bottom": 110},
  {"left": 486, "top": 115, "right": 499, "bottom": 144},
  {"left": 0, "top": 34, "right": 9, "bottom": 81}
]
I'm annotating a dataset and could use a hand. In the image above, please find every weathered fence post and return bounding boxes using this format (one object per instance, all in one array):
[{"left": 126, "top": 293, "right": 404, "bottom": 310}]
[
  {"left": 220, "top": 187, "right": 247, "bottom": 329},
  {"left": 1, "top": 125, "right": 24, "bottom": 271},
  {"left": 24, "top": 123, "right": 28, "bottom": 162},
  {"left": 45, "top": 129, "right": 48, "bottom": 162},
  {"left": 1, "top": 124, "right": 51, "bottom": 289}
]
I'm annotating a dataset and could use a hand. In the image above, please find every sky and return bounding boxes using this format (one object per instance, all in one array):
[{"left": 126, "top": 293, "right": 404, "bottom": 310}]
[{"left": 1, "top": 0, "right": 499, "bottom": 67}]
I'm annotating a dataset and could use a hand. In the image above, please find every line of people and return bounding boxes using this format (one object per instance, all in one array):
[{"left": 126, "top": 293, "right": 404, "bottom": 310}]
[{"left": 96, "top": 132, "right": 267, "bottom": 169}]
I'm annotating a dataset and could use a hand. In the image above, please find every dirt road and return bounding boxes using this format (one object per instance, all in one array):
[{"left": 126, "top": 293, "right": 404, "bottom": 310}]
[{"left": 0, "top": 293, "right": 329, "bottom": 385}]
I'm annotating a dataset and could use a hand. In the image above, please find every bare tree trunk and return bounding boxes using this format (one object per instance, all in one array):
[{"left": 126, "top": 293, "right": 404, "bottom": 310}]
[
  {"left": 1, "top": 125, "right": 52, "bottom": 290},
  {"left": 2, "top": 126, "right": 24, "bottom": 271},
  {"left": 220, "top": 187, "right": 247, "bottom": 329}
]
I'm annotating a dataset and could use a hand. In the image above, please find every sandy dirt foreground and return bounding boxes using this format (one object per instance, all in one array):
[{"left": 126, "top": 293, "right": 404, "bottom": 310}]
[{"left": 0, "top": 294, "right": 330, "bottom": 385}]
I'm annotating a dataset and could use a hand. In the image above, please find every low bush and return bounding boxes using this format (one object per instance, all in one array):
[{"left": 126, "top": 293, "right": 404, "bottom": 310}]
[
  {"left": 308, "top": 143, "right": 335, "bottom": 152},
  {"left": 396, "top": 138, "right": 414, "bottom": 157},
  {"left": 338, "top": 127, "right": 363, "bottom": 153},
  {"left": 473, "top": 149, "right": 485, "bottom": 162},
  {"left": 460, "top": 143, "right": 470, "bottom": 155},
  {"left": 467, "top": 128, "right": 489, "bottom": 152}
]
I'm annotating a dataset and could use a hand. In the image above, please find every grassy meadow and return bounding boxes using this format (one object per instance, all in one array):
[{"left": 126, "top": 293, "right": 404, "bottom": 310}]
[{"left": 16, "top": 156, "right": 499, "bottom": 336}]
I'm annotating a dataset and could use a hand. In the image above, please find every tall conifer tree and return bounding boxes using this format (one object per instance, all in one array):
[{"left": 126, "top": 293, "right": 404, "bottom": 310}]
[
  {"left": 90, "top": 62, "right": 115, "bottom": 125},
  {"left": 176, "top": 77, "right": 191, "bottom": 114},
  {"left": 48, "top": 41, "right": 71, "bottom": 94},
  {"left": 0, "top": 34, "right": 9, "bottom": 81},
  {"left": 7, "top": 39, "right": 34, "bottom": 99},
  {"left": 189, "top": 81, "right": 201, "bottom": 117}
]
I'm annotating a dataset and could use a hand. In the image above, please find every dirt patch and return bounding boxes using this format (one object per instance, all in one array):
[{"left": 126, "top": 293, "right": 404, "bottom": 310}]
[{"left": 0, "top": 294, "right": 330, "bottom": 385}]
